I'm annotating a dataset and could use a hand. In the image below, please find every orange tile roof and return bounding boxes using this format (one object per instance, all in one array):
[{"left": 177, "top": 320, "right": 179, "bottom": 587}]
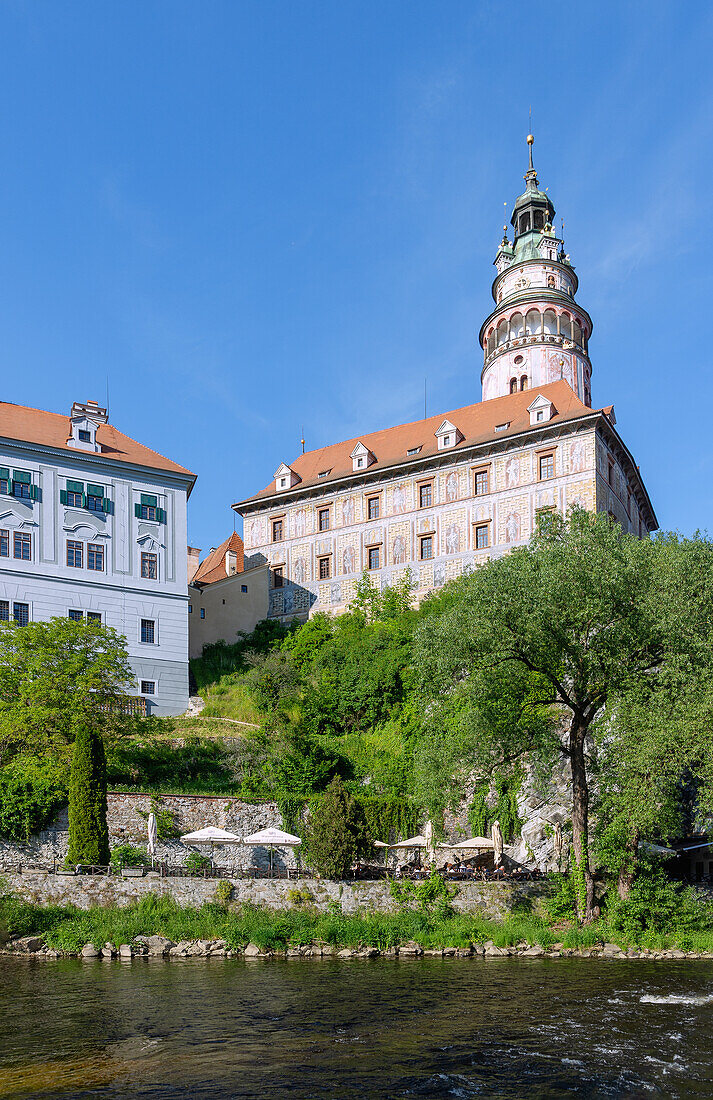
[
  {"left": 0, "top": 400, "right": 195, "bottom": 480},
  {"left": 235, "top": 381, "right": 597, "bottom": 508},
  {"left": 191, "top": 531, "right": 244, "bottom": 586}
]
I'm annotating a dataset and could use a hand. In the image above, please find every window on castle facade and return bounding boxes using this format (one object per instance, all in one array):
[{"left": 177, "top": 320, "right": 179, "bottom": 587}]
[
  {"left": 273, "top": 566, "right": 284, "bottom": 588},
  {"left": 367, "top": 547, "right": 380, "bottom": 571},
  {"left": 318, "top": 508, "right": 330, "bottom": 532},
  {"left": 420, "top": 536, "right": 433, "bottom": 561},
  {"left": 474, "top": 469, "right": 489, "bottom": 496},
  {"left": 475, "top": 524, "right": 489, "bottom": 550},
  {"left": 88, "top": 543, "right": 105, "bottom": 571},
  {"left": 419, "top": 482, "right": 432, "bottom": 509},
  {"left": 14, "top": 533, "right": 31, "bottom": 561},
  {"left": 510, "top": 378, "right": 518, "bottom": 394},
  {"left": 539, "top": 454, "right": 554, "bottom": 481},
  {"left": 367, "top": 496, "right": 380, "bottom": 520},
  {"left": 318, "top": 557, "right": 331, "bottom": 580},
  {"left": 66, "top": 540, "right": 83, "bottom": 568},
  {"left": 140, "top": 552, "right": 157, "bottom": 579},
  {"left": 272, "top": 519, "right": 283, "bottom": 542},
  {"left": 0, "top": 529, "right": 8, "bottom": 557}
]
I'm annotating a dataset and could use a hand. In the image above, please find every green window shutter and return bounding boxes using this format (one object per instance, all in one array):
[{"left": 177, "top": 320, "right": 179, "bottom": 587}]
[
  {"left": 67, "top": 480, "right": 84, "bottom": 494},
  {"left": 13, "top": 470, "right": 31, "bottom": 484},
  {"left": 87, "top": 483, "right": 104, "bottom": 498},
  {"left": 0, "top": 467, "right": 9, "bottom": 481},
  {"left": 30, "top": 485, "right": 41, "bottom": 501},
  {"left": 135, "top": 503, "right": 142, "bottom": 519},
  {"left": 101, "top": 497, "right": 112, "bottom": 514},
  {"left": 81, "top": 493, "right": 87, "bottom": 507},
  {"left": 60, "top": 490, "right": 68, "bottom": 506},
  {"left": 157, "top": 507, "right": 167, "bottom": 523},
  {"left": 140, "top": 493, "right": 158, "bottom": 508}
]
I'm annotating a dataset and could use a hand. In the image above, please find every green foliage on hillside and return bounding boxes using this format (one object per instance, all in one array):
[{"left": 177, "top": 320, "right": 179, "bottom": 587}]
[{"left": 303, "top": 776, "right": 370, "bottom": 879}]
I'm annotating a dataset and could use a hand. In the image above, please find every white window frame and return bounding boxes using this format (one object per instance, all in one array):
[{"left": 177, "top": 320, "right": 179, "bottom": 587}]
[{"left": 138, "top": 616, "right": 158, "bottom": 645}]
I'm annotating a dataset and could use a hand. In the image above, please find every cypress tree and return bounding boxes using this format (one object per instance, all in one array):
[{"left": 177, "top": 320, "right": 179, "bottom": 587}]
[{"left": 67, "top": 726, "right": 109, "bottom": 866}]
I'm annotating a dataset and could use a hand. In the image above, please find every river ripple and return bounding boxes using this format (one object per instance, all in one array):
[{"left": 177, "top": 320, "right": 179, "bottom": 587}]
[{"left": 1, "top": 957, "right": 712, "bottom": 1098}]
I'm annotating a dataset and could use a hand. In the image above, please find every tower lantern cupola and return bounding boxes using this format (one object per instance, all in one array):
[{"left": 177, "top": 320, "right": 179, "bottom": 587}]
[{"left": 478, "top": 135, "right": 594, "bottom": 408}]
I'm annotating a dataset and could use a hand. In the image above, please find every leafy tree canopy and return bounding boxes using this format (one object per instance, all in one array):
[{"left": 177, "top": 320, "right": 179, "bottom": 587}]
[{"left": 0, "top": 617, "right": 134, "bottom": 764}]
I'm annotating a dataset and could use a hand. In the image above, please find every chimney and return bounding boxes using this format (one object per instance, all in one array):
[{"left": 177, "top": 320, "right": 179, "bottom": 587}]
[{"left": 187, "top": 546, "right": 202, "bottom": 584}]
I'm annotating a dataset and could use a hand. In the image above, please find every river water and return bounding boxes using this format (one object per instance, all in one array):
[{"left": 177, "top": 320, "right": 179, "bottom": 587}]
[{"left": 1, "top": 957, "right": 712, "bottom": 1098}]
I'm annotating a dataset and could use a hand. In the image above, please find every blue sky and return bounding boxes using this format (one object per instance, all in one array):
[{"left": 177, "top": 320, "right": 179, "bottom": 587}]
[{"left": 0, "top": 1, "right": 711, "bottom": 549}]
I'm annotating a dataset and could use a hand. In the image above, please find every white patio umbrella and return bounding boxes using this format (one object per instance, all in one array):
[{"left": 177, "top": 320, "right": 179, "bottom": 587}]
[
  {"left": 388, "top": 834, "right": 428, "bottom": 851},
  {"left": 445, "top": 837, "right": 494, "bottom": 851},
  {"left": 242, "top": 827, "right": 302, "bottom": 876},
  {"left": 181, "top": 826, "right": 242, "bottom": 870},
  {"left": 423, "top": 820, "right": 437, "bottom": 865},
  {"left": 147, "top": 812, "right": 158, "bottom": 866},
  {"left": 491, "top": 820, "right": 504, "bottom": 867}
]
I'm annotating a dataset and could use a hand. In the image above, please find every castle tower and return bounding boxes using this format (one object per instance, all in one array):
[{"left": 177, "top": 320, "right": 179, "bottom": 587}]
[{"left": 479, "top": 135, "right": 593, "bottom": 407}]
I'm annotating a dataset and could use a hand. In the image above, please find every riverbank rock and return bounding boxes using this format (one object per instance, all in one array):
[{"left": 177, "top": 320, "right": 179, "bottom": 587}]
[
  {"left": 118, "top": 943, "right": 133, "bottom": 958},
  {"left": 10, "top": 936, "right": 43, "bottom": 953},
  {"left": 601, "top": 943, "right": 625, "bottom": 958},
  {"left": 135, "top": 935, "right": 175, "bottom": 957},
  {"left": 101, "top": 943, "right": 116, "bottom": 958},
  {"left": 81, "top": 943, "right": 100, "bottom": 958},
  {"left": 243, "top": 943, "right": 266, "bottom": 957},
  {"left": 398, "top": 942, "right": 423, "bottom": 957},
  {"left": 521, "top": 945, "right": 546, "bottom": 957},
  {"left": 483, "top": 941, "right": 510, "bottom": 957}
]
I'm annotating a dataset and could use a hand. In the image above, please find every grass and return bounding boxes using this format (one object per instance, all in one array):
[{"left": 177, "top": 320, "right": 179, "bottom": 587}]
[
  {"left": 198, "top": 677, "right": 263, "bottom": 724},
  {"left": 3, "top": 892, "right": 713, "bottom": 956}
]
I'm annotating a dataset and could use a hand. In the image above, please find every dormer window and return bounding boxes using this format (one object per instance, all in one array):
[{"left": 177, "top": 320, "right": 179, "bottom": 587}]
[
  {"left": 274, "top": 463, "right": 299, "bottom": 493},
  {"left": 407, "top": 446, "right": 421, "bottom": 456},
  {"left": 494, "top": 423, "right": 510, "bottom": 432},
  {"left": 67, "top": 400, "right": 107, "bottom": 453},
  {"left": 318, "top": 470, "right": 331, "bottom": 479},
  {"left": 435, "top": 419, "right": 461, "bottom": 451},
  {"left": 350, "top": 441, "right": 375, "bottom": 473},
  {"left": 527, "top": 394, "right": 556, "bottom": 426}
]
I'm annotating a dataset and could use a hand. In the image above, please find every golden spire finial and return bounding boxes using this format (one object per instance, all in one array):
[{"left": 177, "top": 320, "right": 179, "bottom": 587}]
[{"left": 526, "top": 131, "right": 534, "bottom": 171}]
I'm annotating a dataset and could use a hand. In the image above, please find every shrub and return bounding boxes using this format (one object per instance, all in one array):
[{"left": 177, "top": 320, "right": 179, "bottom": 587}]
[
  {"left": 67, "top": 727, "right": 109, "bottom": 866},
  {"left": 608, "top": 868, "right": 713, "bottom": 940},
  {"left": 214, "top": 880, "right": 234, "bottom": 905},
  {"left": 109, "top": 844, "right": 148, "bottom": 872},
  {"left": 545, "top": 874, "right": 577, "bottom": 922},
  {"left": 303, "top": 776, "right": 369, "bottom": 879},
  {"left": 0, "top": 756, "right": 68, "bottom": 840},
  {"left": 183, "top": 851, "right": 212, "bottom": 875}
]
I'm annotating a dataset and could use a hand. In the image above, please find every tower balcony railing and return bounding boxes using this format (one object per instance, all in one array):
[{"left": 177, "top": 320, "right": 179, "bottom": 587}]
[{"left": 483, "top": 333, "right": 583, "bottom": 366}]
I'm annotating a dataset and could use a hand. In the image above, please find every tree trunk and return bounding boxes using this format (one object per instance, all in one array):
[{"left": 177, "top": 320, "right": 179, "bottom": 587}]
[
  {"left": 569, "top": 716, "right": 595, "bottom": 921},
  {"left": 617, "top": 829, "right": 640, "bottom": 900}
]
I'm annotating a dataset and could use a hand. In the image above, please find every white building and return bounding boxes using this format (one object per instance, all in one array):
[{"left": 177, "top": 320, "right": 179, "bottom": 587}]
[{"left": 0, "top": 397, "right": 195, "bottom": 715}]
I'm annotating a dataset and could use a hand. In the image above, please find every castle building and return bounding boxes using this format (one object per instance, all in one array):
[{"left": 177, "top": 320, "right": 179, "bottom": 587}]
[
  {"left": 235, "top": 140, "right": 657, "bottom": 623},
  {"left": 187, "top": 532, "right": 269, "bottom": 658},
  {"left": 0, "top": 397, "right": 195, "bottom": 715}
]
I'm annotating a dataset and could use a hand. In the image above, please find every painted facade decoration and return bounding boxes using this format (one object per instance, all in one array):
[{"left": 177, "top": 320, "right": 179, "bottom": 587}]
[{"left": 235, "top": 138, "right": 658, "bottom": 622}]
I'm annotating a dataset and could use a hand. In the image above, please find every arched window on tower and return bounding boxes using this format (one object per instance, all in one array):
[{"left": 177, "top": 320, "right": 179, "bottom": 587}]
[
  {"left": 487, "top": 329, "right": 495, "bottom": 355},
  {"left": 510, "top": 378, "right": 518, "bottom": 394},
  {"left": 573, "top": 319, "right": 583, "bottom": 347},
  {"left": 510, "top": 312, "right": 524, "bottom": 339},
  {"left": 560, "top": 313, "right": 572, "bottom": 341},
  {"left": 525, "top": 309, "right": 540, "bottom": 336},
  {"left": 520, "top": 376, "right": 529, "bottom": 391},
  {"left": 519, "top": 213, "right": 530, "bottom": 234},
  {"left": 534, "top": 210, "right": 544, "bottom": 230},
  {"left": 497, "top": 319, "right": 508, "bottom": 346},
  {"left": 543, "top": 309, "right": 557, "bottom": 335}
]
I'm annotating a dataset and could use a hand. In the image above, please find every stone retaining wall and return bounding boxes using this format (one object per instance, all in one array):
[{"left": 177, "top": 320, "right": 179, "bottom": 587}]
[{"left": 3, "top": 870, "right": 550, "bottom": 919}]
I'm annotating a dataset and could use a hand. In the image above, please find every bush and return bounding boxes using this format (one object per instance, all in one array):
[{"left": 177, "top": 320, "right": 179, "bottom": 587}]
[
  {"left": 304, "top": 776, "right": 369, "bottom": 879},
  {"left": 0, "top": 756, "right": 68, "bottom": 840},
  {"left": 183, "top": 851, "right": 212, "bottom": 875},
  {"left": 67, "top": 727, "right": 109, "bottom": 865},
  {"left": 109, "top": 844, "right": 148, "bottom": 872},
  {"left": 608, "top": 868, "right": 713, "bottom": 940},
  {"left": 545, "top": 874, "right": 578, "bottom": 922},
  {"left": 214, "top": 880, "right": 234, "bottom": 905}
]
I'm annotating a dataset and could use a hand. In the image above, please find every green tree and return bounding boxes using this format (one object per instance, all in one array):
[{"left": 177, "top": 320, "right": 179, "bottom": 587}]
[
  {"left": 304, "top": 776, "right": 369, "bottom": 879},
  {"left": 67, "top": 725, "right": 110, "bottom": 866},
  {"left": 414, "top": 510, "right": 713, "bottom": 919},
  {"left": 0, "top": 617, "right": 133, "bottom": 763}
]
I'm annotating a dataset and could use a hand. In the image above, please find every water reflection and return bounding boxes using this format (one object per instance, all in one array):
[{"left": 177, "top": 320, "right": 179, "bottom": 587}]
[{"left": 1, "top": 957, "right": 712, "bottom": 1098}]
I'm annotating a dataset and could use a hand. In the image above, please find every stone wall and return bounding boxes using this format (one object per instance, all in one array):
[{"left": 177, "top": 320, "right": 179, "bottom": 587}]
[
  {"left": 0, "top": 777, "right": 572, "bottom": 876},
  {"left": 3, "top": 870, "right": 551, "bottom": 920},
  {"left": 0, "top": 793, "right": 291, "bottom": 874}
]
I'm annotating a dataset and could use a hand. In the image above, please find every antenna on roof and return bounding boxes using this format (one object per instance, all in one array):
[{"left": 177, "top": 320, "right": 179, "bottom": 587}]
[
  {"left": 301, "top": 427, "right": 305, "bottom": 454},
  {"left": 424, "top": 378, "right": 427, "bottom": 420},
  {"left": 106, "top": 375, "right": 110, "bottom": 420}
]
